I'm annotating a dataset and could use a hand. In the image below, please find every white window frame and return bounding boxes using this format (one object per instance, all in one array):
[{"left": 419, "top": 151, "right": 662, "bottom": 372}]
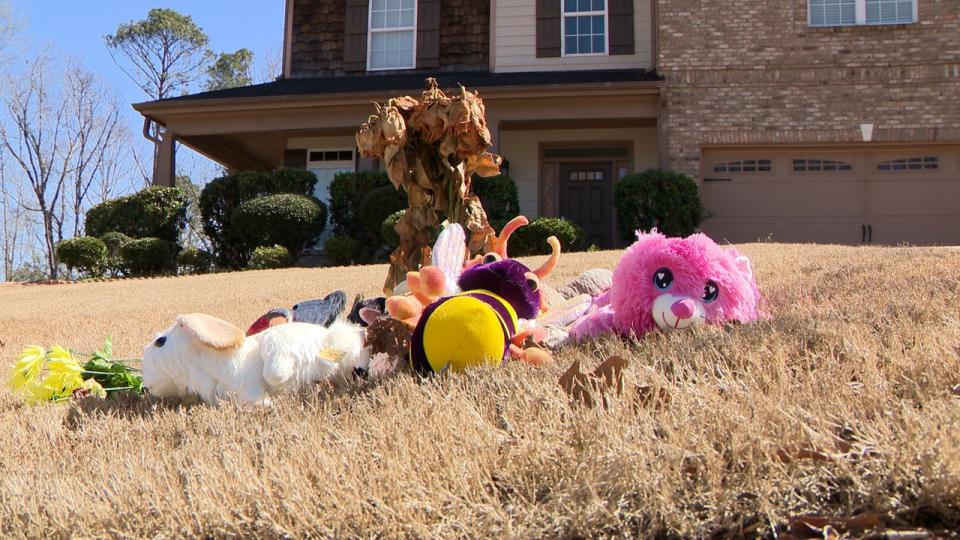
[
  {"left": 561, "top": 0, "right": 609, "bottom": 57},
  {"left": 367, "top": 0, "right": 418, "bottom": 71},
  {"left": 808, "top": 0, "right": 918, "bottom": 27}
]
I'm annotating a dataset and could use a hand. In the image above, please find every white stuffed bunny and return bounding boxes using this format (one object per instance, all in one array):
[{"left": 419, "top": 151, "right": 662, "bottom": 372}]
[{"left": 142, "top": 313, "right": 369, "bottom": 405}]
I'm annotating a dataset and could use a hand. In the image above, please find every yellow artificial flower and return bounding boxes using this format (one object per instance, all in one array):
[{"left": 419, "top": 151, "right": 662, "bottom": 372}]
[
  {"left": 81, "top": 378, "right": 107, "bottom": 399},
  {"left": 47, "top": 346, "right": 83, "bottom": 376},
  {"left": 23, "top": 378, "right": 56, "bottom": 404},
  {"left": 8, "top": 345, "right": 46, "bottom": 393}
]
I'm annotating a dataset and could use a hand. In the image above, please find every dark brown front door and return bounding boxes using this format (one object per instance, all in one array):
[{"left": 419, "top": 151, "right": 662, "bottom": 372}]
[{"left": 559, "top": 161, "right": 614, "bottom": 248}]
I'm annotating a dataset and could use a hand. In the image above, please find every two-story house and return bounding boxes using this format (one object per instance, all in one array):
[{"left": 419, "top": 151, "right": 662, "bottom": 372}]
[{"left": 134, "top": 0, "right": 960, "bottom": 247}]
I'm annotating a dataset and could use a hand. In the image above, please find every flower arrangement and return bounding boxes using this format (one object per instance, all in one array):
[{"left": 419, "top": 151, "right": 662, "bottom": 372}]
[
  {"left": 356, "top": 78, "right": 503, "bottom": 293},
  {"left": 7, "top": 338, "right": 144, "bottom": 404}
]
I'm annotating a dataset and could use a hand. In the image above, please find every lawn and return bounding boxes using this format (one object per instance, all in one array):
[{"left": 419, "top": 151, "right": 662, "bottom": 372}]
[{"left": 0, "top": 245, "right": 957, "bottom": 538}]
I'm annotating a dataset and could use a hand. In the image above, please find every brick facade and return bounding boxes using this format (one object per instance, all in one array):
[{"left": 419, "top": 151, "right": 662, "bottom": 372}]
[
  {"left": 656, "top": 0, "right": 960, "bottom": 177},
  {"left": 289, "top": 0, "right": 489, "bottom": 77}
]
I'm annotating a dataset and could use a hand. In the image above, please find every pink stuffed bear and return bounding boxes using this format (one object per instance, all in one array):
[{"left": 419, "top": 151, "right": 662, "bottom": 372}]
[{"left": 570, "top": 231, "right": 762, "bottom": 339}]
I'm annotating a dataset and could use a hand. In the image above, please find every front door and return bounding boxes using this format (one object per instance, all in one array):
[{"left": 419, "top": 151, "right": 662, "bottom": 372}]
[{"left": 559, "top": 162, "right": 614, "bottom": 248}]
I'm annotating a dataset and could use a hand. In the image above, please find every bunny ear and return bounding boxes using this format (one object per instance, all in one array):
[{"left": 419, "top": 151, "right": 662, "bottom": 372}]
[
  {"left": 177, "top": 313, "right": 245, "bottom": 351},
  {"left": 734, "top": 255, "right": 754, "bottom": 281},
  {"left": 431, "top": 223, "right": 466, "bottom": 296}
]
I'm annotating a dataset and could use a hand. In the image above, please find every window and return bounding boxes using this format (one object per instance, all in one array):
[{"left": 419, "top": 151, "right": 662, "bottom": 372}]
[
  {"left": 713, "top": 160, "right": 772, "bottom": 173},
  {"left": 793, "top": 158, "right": 853, "bottom": 172},
  {"left": 368, "top": 0, "right": 416, "bottom": 71},
  {"left": 563, "top": 0, "right": 606, "bottom": 56},
  {"left": 809, "top": 0, "right": 916, "bottom": 26},
  {"left": 876, "top": 156, "right": 938, "bottom": 171}
]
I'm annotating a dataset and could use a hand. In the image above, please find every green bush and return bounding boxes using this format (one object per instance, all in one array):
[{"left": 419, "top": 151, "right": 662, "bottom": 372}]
[
  {"left": 381, "top": 210, "right": 404, "bottom": 248},
  {"left": 86, "top": 186, "right": 187, "bottom": 244},
  {"left": 329, "top": 170, "right": 392, "bottom": 235},
  {"left": 56, "top": 237, "right": 107, "bottom": 277},
  {"left": 248, "top": 245, "right": 292, "bottom": 270},
  {"left": 511, "top": 217, "right": 586, "bottom": 256},
  {"left": 614, "top": 169, "right": 705, "bottom": 241},
  {"left": 357, "top": 185, "right": 407, "bottom": 239},
  {"left": 177, "top": 247, "right": 214, "bottom": 274},
  {"left": 323, "top": 235, "right": 359, "bottom": 267},
  {"left": 199, "top": 168, "right": 319, "bottom": 269},
  {"left": 231, "top": 194, "right": 327, "bottom": 258},
  {"left": 473, "top": 174, "right": 520, "bottom": 229},
  {"left": 99, "top": 232, "right": 132, "bottom": 277},
  {"left": 119, "top": 237, "right": 171, "bottom": 277}
]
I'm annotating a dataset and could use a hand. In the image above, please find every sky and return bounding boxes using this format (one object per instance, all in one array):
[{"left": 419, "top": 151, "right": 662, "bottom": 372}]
[{"left": 7, "top": 0, "right": 286, "bottom": 178}]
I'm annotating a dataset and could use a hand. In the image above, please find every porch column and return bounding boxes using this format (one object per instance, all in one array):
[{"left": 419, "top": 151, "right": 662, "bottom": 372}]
[{"left": 152, "top": 129, "right": 177, "bottom": 187}]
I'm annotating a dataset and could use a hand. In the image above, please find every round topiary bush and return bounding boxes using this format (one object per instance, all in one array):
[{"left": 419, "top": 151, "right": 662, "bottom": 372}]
[
  {"left": 231, "top": 194, "right": 327, "bottom": 258},
  {"left": 177, "top": 247, "right": 214, "bottom": 274},
  {"left": 85, "top": 186, "right": 187, "bottom": 243},
  {"left": 323, "top": 235, "right": 359, "bottom": 267},
  {"left": 248, "top": 245, "right": 292, "bottom": 270},
  {"left": 381, "top": 209, "right": 405, "bottom": 248},
  {"left": 614, "top": 169, "right": 705, "bottom": 241},
  {"left": 120, "top": 237, "right": 171, "bottom": 277},
  {"left": 510, "top": 217, "right": 586, "bottom": 256},
  {"left": 56, "top": 236, "right": 107, "bottom": 277},
  {"left": 357, "top": 185, "right": 407, "bottom": 239},
  {"left": 473, "top": 174, "right": 520, "bottom": 228},
  {"left": 99, "top": 232, "right": 132, "bottom": 277}
]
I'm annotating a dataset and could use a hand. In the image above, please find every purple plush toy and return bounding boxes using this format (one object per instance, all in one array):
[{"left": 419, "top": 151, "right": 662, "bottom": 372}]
[{"left": 570, "top": 231, "right": 762, "bottom": 339}]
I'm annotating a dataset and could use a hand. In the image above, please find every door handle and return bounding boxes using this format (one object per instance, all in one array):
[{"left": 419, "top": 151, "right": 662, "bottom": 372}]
[
  {"left": 862, "top": 224, "right": 866, "bottom": 244},
  {"left": 868, "top": 224, "right": 873, "bottom": 244}
]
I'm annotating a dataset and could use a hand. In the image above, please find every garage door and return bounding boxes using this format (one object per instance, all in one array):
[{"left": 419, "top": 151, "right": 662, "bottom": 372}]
[{"left": 700, "top": 145, "right": 960, "bottom": 245}]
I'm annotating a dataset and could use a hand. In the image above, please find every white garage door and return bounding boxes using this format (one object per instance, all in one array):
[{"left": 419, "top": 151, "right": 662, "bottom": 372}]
[{"left": 700, "top": 145, "right": 960, "bottom": 245}]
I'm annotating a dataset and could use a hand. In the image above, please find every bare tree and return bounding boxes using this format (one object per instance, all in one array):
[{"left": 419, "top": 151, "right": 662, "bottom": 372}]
[
  {"left": 94, "top": 124, "right": 135, "bottom": 204},
  {"left": 64, "top": 65, "right": 122, "bottom": 236},
  {"left": 0, "top": 151, "right": 29, "bottom": 280},
  {"left": 255, "top": 44, "right": 283, "bottom": 84},
  {"left": 0, "top": 54, "right": 75, "bottom": 278}
]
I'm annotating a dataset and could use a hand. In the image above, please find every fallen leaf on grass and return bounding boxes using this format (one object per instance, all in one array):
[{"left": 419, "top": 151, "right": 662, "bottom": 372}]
[
  {"left": 789, "top": 513, "right": 882, "bottom": 537},
  {"left": 559, "top": 355, "right": 628, "bottom": 408},
  {"left": 634, "top": 383, "right": 671, "bottom": 410}
]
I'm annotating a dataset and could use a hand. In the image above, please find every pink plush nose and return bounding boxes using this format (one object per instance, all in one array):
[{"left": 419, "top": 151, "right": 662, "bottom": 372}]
[{"left": 671, "top": 298, "right": 696, "bottom": 319}]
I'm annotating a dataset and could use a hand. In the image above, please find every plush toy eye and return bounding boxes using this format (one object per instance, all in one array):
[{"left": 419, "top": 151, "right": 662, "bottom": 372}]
[
  {"left": 702, "top": 281, "right": 720, "bottom": 303},
  {"left": 524, "top": 272, "right": 539, "bottom": 292},
  {"left": 482, "top": 253, "right": 501, "bottom": 264},
  {"left": 653, "top": 268, "right": 674, "bottom": 290},
  {"left": 154, "top": 336, "right": 167, "bottom": 348}
]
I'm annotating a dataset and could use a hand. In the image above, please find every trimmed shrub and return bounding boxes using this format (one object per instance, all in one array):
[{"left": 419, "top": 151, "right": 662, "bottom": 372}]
[
  {"left": 120, "top": 237, "right": 171, "bottom": 277},
  {"left": 473, "top": 174, "right": 520, "bottom": 229},
  {"left": 86, "top": 186, "right": 187, "bottom": 244},
  {"left": 199, "top": 168, "right": 319, "bottom": 269},
  {"left": 177, "top": 247, "right": 214, "bottom": 274},
  {"left": 381, "top": 210, "right": 404, "bottom": 248},
  {"left": 511, "top": 217, "right": 586, "bottom": 256},
  {"left": 614, "top": 169, "right": 705, "bottom": 241},
  {"left": 357, "top": 185, "right": 407, "bottom": 239},
  {"left": 56, "top": 237, "right": 107, "bottom": 277},
  {"left": 248, "top": 245, "right": 291, "bottom": 270},
  {"left": 100, "top": 232, "right": 132, "bottom": 277},
  {"left": 323, "top": 235, "right": 359, "bottom": 267},
  {"left": 329, "top": 171, "right": 392, "bottom": 238},
  {"left": 231, "top": 194, "right": 327, "bottom": 258}
]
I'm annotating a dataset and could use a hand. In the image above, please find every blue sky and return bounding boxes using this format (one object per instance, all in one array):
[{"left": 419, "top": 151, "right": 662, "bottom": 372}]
[{"left": 12, "top": 0, "right": 285, "bottom": 106}]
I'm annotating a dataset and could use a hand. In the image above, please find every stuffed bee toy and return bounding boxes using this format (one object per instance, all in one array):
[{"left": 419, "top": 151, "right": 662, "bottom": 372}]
[{"left": 409, "top": 246, "right": 556, "bottom": 375}]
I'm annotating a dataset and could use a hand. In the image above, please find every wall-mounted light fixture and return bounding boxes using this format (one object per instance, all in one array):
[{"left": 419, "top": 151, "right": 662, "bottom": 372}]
[{"left": 860, "top": 123, "right": 875, "bottom": 143}]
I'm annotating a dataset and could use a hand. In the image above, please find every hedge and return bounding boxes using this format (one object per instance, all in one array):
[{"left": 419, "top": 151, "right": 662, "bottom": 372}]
[
  {"left": 323, "top": 235, "right": 359, "bottom": 267},
  {"left": 473, "top": 174, "right": 520, "bottom": 230},
  {"left": 231, "top": 194, "right": 327, "bottom": 258},
  {"left": 510, "top": 217, "right": 586, "bottom": 256},
  {"left": 56, "top": 237, "right": 107, "bottom": 277},
  {"left": 120, "top": 237, "right": 171, "bottom": 277},
  {"left": 614, "top": 169, "right": 705, "bottom": 240},
  {"left": 248, "top": 245, "right": 292, "bottom": 270},
  {"left": 177, "top": 247, "right": 214, "bottom": 274},
  {"left": 99, "top": 232, "right": 132, "bottom": 277},
  {"left": 86, "top": 186, "right": 187, "bottom": 244}
]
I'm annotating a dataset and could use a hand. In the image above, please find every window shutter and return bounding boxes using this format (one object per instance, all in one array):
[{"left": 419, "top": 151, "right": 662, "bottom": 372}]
[
  {"left": 343, "top": 0, "right": 369, "bottom": 72},
  {"left": 283, "top": 149, "right": 307, "bottom": 169},
  {"left": 417, "top": 0, "right": 441, "bottom": 68},
  {"left": 536, "top": 0, "right": 561, "bottom": 58},
  {"left": 608, "top": 0, "right": 635, "bottom": 56}
]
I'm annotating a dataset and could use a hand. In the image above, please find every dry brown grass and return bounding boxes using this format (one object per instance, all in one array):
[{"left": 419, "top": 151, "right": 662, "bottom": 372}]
[{"left": 0, "top": 245, "right": 958, "bottom": 538}]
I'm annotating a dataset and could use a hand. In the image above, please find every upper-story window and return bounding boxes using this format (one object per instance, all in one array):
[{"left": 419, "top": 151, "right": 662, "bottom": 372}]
[
  {"left": 368, "top": 0, "right": 416, "bottom": 70},
  {"left": 809, "top": 0, "right": 917, "bottom": 27},
  {"left": 563, "top": 0, "right": 607, "bottom": 56}
]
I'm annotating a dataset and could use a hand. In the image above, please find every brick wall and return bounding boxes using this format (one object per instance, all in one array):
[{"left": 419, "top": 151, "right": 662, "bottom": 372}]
[
  {"left": 290, "top": 0, "right": 489, "bottom": 77},
  {"left": 656, "top": 0, "right": 960, "bottom": 176}
]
